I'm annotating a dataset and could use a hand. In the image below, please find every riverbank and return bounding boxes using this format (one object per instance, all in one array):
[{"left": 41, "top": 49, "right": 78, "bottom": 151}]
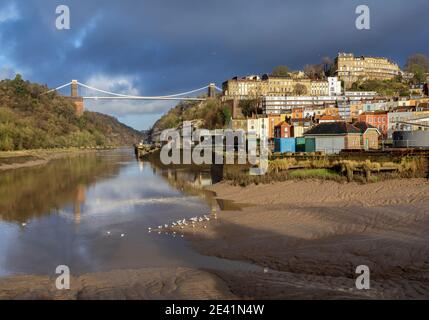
[
  {"left": 0, "top": 148, "right": 114, "bottom": 171},
  {"left": 0, "top": 267, "right": 236, "bottom": 300},
  {"left": 184, "top": 178, "right": 429, "bottom": 299}
]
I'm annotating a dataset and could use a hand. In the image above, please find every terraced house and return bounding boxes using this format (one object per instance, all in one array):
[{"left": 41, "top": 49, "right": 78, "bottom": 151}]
[{"left": 335, "top": 53, "right": 401, "bottom": 89}]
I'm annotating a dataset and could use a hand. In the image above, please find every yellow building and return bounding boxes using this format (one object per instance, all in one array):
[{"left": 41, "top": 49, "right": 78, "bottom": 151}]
[
  {"left": 310, "top": 80, "right": 329, "bottom": 96},
  {"left": 222, "top": 74, "right": 314, "bottom": 99},
  {"left": 335, "top": 53, "right": 401, "bottom": 89}
]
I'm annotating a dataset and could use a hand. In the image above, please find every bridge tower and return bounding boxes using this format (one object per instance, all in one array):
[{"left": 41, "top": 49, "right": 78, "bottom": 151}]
[
  {"left": 70, "top": 80, "right": 84, "bottom": 117},
  {"left": 208, "top": 83, "right": 216, "bottom": 98}
]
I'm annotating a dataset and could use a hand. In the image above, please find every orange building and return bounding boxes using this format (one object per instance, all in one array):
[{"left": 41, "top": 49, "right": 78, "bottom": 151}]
[
  {"left": 358, "top": 111, "right": 388, "bottom": 138},
  {"left": 267, "top": 114, "right": 287, "bottom": 138},
  {"left": 274, "top": 121, "right": 294, "bottom": 138},
  {"left": 291, "top": 108, "right": 304, "bottom": 120}
]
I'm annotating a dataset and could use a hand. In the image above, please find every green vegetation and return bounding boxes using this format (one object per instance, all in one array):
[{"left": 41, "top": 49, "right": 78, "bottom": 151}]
[
  {"left": 152, "top": 98, "right": 231, "bottom": 132},
  {"left": 239, "top": 99, "right": 260, "bottom": 117},
  {"left": 288, "top": 168, "right": 340, "bottom": 179},
  {"left": 405, "top": 53, "right": 429, "bottom": 83},
  {"left": 271, "top": 65, "right": 290, "bottom": 77},
  {"left": 223, "top": 155, "right": 428, "bottom": 186},
  {"left": 351, "top": 78, "right": 410, "bottom": 96},
  {"left": 0, "top": 75, "right": 142, "bottom": 151}
]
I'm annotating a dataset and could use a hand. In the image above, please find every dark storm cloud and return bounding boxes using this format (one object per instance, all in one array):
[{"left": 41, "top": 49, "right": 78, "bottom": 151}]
[{"left": 0, "top": 0, "right": 428, "bottom": 127}]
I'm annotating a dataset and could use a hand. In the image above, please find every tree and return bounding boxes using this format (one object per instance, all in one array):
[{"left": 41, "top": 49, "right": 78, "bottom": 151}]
[
  {"left": 409, "top": 64, "right": 427, "bottom": 84},
  {"left": 322, "top": 57, "right": 336, "bottom": 77},
  {"left": 293, "top": 83, "right": 307, "bottom": 95},
  {"left": 239, "top": 99, "right": 260, "bottom": 117},
  {"left": 221, "top": 106, "right": 232, "bottom": 125},
  {"left": 405, "top": 53, "right": 429, "bottom": 72},
  {"left": 304, "top": 64, "right": 325, "bottom": 79},
  {"left": 405, "top": 53, "right": 429, "bottom": 84},
  {"left": 271, "top": 65, "right": 290, "bottom": 77}
]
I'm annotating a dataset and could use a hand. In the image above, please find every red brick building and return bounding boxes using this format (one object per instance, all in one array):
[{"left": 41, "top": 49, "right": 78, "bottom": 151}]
[
  {"left": 358, "top": 111, "right": 388, "bottom": 138},
  {"left": 274, "top": 121, "right": 294, "bottom": 138}
]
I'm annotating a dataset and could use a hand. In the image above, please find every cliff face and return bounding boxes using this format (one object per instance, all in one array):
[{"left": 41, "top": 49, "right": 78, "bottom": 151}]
[{"left": 0, "top": 75, "right": 143, "bottom": 151}]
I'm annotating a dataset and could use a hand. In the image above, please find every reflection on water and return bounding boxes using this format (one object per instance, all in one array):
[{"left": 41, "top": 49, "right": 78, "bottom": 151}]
[{"left": 0, "top": 148, "right": 253, "bottom": 278}]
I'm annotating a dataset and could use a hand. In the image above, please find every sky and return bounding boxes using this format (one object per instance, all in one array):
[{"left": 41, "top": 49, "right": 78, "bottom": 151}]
[{"left": 0, "top": 0, "right": 428, "bottom": 130}]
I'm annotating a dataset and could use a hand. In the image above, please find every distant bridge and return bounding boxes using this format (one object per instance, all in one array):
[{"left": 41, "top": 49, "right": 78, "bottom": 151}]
[{"left": 45, "top": 80, "right": 222, "bottom": 115}]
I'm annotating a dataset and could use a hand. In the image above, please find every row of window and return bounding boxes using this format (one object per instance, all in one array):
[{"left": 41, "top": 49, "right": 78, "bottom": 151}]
[{"left": 367, "top": 117, "right": 386, "bottom": 123}]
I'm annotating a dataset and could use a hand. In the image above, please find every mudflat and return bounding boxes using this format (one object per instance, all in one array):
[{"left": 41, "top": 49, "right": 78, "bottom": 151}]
[
  {"left": 0, "top": 267, "right": 237, "bottom": 300},
  {"left": 185, "top": 178, "right": 429, "bottom": 299}
]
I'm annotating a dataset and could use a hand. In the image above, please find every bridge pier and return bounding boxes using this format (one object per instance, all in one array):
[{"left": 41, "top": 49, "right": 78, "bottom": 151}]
[
  {"left": 208, "top": 83, "right": 216, "bottom": 98},
  {"left": 69, "top": 80, "right": 84, "bottom": 116}
]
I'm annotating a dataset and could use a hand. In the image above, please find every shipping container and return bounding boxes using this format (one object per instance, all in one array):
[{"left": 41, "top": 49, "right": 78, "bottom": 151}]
[{"left": 274, "top": 138, "right": 296, "bottom": 153}]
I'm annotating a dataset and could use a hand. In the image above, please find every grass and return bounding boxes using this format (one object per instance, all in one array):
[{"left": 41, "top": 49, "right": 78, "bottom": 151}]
[
  {"left": 288, "top": 168, "right": 341, "bottom": 180},
  {"left": 223, "top": 155, "right": 428, "bottom": 186}
]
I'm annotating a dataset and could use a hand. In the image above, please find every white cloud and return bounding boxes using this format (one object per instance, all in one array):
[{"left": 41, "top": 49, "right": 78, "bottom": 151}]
[{"left": 0, "top": 3, "right": 19, "bottom": 23}]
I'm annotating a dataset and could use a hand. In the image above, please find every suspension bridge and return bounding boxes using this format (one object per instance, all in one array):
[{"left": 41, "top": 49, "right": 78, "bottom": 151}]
[{"left": 45, "top": 80, "right": 223, "bottom": 115}]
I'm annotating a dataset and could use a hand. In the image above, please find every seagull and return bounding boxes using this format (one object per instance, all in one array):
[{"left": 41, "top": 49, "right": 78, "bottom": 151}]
[
  {"left": 172, "top": 222, "right": 177, "bottom": 226},
  {"left": 120, "top": 234, "right": 125, "bottom": 237},
  {"left": 21, "top": 223, "right": 27, "bottom": 227},
  {"left": 164, "top": 224, "right": 169, "bottom": 228},
  {"left": 106, "top": 231, "right": 111, "bottom": 235},
  {"left": 148, "top": 227, "right": 152, "bottom": 231},
  {"left": 158, "top": 226, "right": 163, "bottom": 229}
]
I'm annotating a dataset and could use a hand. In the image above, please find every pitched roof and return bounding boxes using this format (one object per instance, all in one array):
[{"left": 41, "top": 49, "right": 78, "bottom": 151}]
[
  {"left": 305, "top": 122, "right": 361, "bottom": 135},
  {"left": 352, "top": 121, "right": 378, "bottom": 134},
  {"left": 274, "top": 121, "right": 290, "bottom": 127}
]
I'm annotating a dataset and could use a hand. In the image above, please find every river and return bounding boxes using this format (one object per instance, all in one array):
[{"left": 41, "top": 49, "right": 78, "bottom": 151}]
[{"left": 0, "top": 148, "right": 252, "bottom": 278}]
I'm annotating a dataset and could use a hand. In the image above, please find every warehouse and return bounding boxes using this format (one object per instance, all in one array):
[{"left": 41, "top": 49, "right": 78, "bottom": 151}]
[
  {"left": 393, "top": 131, "right": 429, "bottom": 148},
  {"left": 304, "top": 122, "right": 362, "bottom": 154}
]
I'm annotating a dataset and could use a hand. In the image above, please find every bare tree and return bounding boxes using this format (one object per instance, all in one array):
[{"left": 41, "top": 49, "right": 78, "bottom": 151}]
[
  {"left": 405, "top": 53, "right": 429, "bottom": 72},
  {"left": 271, "top": 65, "right": 290, "bottom": 77},
  {"left": 293, "top": 83, "right": 307, "bottom": 95}
]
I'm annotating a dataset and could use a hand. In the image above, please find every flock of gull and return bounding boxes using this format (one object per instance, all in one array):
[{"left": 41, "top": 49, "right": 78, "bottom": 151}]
[{"left": 147, "top": 212, "right": 218, "bottom": 236}]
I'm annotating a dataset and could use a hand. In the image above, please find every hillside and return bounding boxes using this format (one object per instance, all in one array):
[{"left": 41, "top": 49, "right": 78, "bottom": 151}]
[
  {"left": 152, "top": 98, "right": 230, "bottom": 134},
  {"left": 0, "top": 75, "right": 143, "bottom": 151}
]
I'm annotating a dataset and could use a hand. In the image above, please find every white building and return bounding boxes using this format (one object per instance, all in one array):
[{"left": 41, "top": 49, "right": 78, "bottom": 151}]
[
  {"left": 344, "top": 91, "right": 377, "bottom": 101},
  {"left": 247, "top": 117, "right": 269, "bottom": 139},
  {"left": 262, "top": 96, "right": 337, "bottom": 114},
  {"left": 328, "top": 77, "right": 342, "bottom": 96}
]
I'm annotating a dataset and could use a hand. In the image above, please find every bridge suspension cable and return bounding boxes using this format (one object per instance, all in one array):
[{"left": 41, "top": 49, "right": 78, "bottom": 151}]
[
  {"left": 44, "top": 82, "right": 73, "bottom": 94},
  {"left": 44, "top": 81, "right": 221, "bottom": 101}
]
